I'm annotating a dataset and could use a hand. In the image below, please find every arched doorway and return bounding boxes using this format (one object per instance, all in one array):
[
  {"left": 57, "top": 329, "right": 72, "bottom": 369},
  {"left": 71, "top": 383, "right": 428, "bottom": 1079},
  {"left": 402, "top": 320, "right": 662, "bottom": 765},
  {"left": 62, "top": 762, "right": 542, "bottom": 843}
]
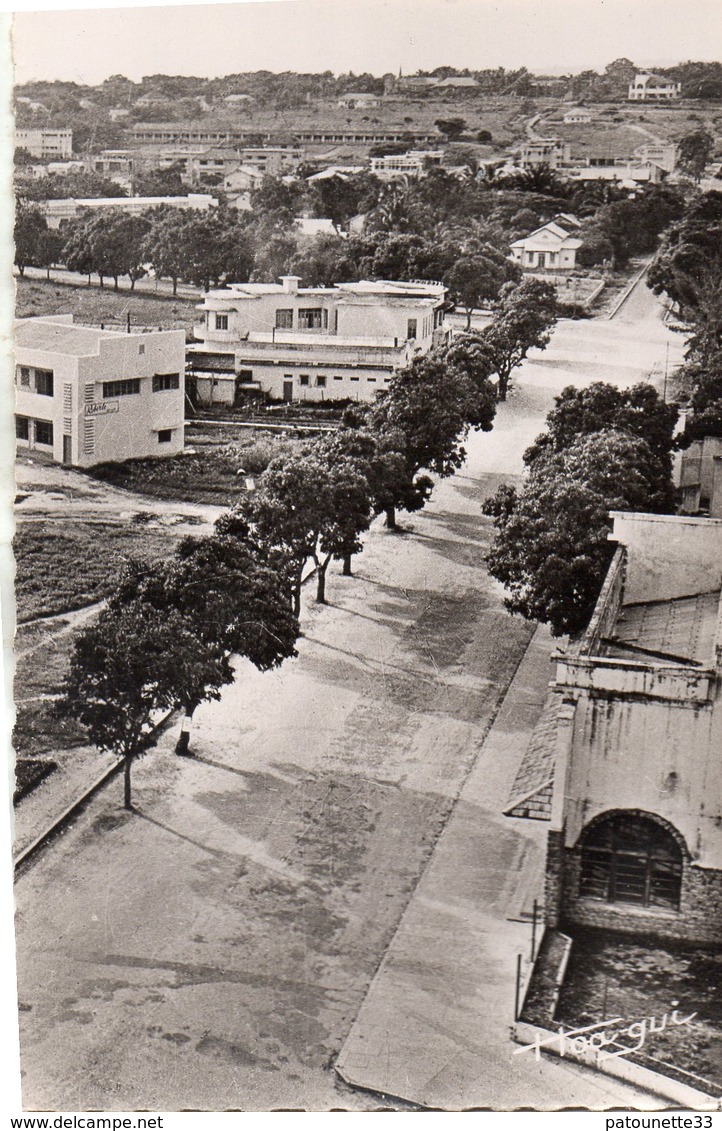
[{"left": 579, "top": 812, "right": 683, "bottom": 911}]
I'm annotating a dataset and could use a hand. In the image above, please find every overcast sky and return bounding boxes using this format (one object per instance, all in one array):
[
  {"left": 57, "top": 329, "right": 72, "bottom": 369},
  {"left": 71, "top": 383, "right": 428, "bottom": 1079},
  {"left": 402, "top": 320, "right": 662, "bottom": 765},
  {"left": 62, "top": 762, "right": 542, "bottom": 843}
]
[{"left": 11, "top": 0, "right": 722, "bottom": 86}]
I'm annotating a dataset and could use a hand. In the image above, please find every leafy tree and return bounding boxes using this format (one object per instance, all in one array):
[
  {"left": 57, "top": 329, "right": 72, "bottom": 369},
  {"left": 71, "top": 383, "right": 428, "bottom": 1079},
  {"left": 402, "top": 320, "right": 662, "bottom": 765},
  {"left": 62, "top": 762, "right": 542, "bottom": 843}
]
[
  {"left": 111, "top": 533, "right": 299, "bottom": 755},
  {"left": 58, "top": 600, "right": 202, "bottom": 808},
  {"left": 483, "top": 429, "right": 677, "bottom": 637},
  {"left": 524, "top": 381, "right": 678, "bottom": 504},
  {"left": 678, "top": 352, "right": 722, "bottom": 443},
  {"left": 14, "top": 203, "right": 48, "bottom": 276},
  {"left": 366, "top": 352, "right": 478, "bottom": 526},
  {"left": 134, "top": 162, "right": 188, "bottom": 197},
  {"left": 442, "top": 333, "right": 497, "bottom": 431},
  {"left": 677, "top": 129, "right": 714, "bottom": 182},
  {"left": 182, "top": 212, "right": 254, "bottom": 290},
  {"left": 435, "top": 117, "right": 467, "bottom": 140},
  {"left": 288, "top": 233, "right": 361, "bottom": 287},
  {"left": 239, "top": 444, "right": 373, "bottom": 611},
  {"left": 481, "top": 278, "right": 560, "bottom": 400},
  {"left": 143, "top": 207, "right": 192, "bottom": 294},
  {"left": 443, "top": 247, "right": 521, "bottom": 328},
  {"left": 18, "top": 171, "right": 126, "bottom": 202},
  {"left": 648, "top": 191, "right": 722, "bottom": 361},
  {"left": 250, "top": 175, "right": 306, "bottom": 224}
]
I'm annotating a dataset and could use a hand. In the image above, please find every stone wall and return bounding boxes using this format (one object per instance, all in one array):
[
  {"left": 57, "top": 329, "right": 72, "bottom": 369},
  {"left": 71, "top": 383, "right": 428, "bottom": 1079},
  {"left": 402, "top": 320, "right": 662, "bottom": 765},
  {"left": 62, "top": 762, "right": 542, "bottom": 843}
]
[{"left": 558, "top": 845, "right": 722, "bottom": 944}]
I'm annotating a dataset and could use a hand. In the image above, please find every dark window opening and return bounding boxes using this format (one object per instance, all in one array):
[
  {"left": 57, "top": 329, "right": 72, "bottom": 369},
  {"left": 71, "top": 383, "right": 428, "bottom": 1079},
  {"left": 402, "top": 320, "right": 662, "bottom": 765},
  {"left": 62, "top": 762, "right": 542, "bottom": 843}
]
[
  {"left": 215, "top": 313, "right": 229, "bottom": 330},
  {"left": 407, "top": 318, "right": 417, "bottom": 340},
  {"left": 34, "top": 419, "right": 53, "bottom": 446},
  {"left": 35, "top": 369, "right": 54, "bottom": 396},
  {"left": 275, "top": 309, "right": 293, "bottom": 329},
  {"left": 299, "top": 374, "right": 310, "bottom": 386},
  {"left": 157, "top": 429, "right": 173, "bottom": 444},
  {"left": 316, "top": 375, "right": 326, "bottom": 387},
  {"left": 15, "top": 415, "right": 29, "bottom": 440},
  {"left": 152, "top": 373, "right": 180, "bottom": 392},
  {"left": 102, "top": 379, "right": 141, "bottom": 398},
  {"left": 580, "top": 814, "right": 682, "bottom": 911},
  {"left": 298, "top": 308, "right": 323, "bottom": 330}
]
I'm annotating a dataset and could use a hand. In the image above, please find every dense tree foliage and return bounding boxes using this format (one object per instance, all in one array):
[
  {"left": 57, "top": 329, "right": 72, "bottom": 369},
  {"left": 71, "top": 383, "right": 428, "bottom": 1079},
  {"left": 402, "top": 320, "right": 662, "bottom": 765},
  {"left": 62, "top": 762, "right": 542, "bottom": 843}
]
[
  {"left": 480, "top": 278, "right": 560, "bottom": 400},
  {"left": 483, "top": 429, "right": 677, "bottom": 637}
]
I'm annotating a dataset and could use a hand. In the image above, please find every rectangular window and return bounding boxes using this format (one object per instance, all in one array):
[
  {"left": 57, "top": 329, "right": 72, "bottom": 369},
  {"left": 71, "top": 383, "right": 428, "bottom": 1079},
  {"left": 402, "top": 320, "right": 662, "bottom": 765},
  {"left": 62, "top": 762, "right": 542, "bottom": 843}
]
[
  {"left": 215, "top": 313, "right": 229, "bottom": 330},
  {"left": 298, "top": 308, "right": 323, "bottom": 330},
  {"left": 102, "top": 379, "right": 141, "bottom": 398},
  {"left": 34, "top": 419, "right": 53, "bottom": 445},
  {"left": 139, "top": 343, "right": 145, "bottom": 355},
  {"left": 15, "top": 415, "right": 29, "bottom": 440},
  {"left": 316, "top": 375, "right": 326, "bottom": 388},
  {"left": 299, "top": 374, "right": 310, "bottom": 386},
  {"left": 35, "top": 369, "right": 54, "bottom": 396},
  {"left": 367, "top": 377, "right": 376, "bottom": 383},
  {"left": 157, "top": 429, "right": 173, "bottom": 444},
  {"left": 17, "top": 366, "right": 30, "bottom": 387},
  {"left": 333, "top": 376, "right": 343, "bottom": 381},
  {"left": 152, "top": 373, "right": 180, "bottom": 392},
  {"left": 407, "top": 319, "right": 417, "bottom": 340},
  {"left": 275, "top": 309, "right": 293, "bottom": 329}
]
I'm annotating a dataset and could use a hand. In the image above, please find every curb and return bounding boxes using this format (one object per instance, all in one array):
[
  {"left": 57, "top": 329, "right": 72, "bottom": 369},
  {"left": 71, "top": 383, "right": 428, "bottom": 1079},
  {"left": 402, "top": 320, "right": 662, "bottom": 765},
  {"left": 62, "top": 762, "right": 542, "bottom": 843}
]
[
  {"left": 13, "top": 708, "right": 178, "bottom": 874},
  {"left": 606, "top": 261, "right": 651, "bottom": 320}
]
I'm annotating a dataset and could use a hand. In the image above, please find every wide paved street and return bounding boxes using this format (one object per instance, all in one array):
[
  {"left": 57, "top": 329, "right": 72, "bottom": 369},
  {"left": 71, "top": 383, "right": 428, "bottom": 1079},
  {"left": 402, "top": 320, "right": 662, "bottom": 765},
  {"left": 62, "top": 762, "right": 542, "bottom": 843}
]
[{"left": 14, "top": 279, "right": 682, "bottom": 1111}]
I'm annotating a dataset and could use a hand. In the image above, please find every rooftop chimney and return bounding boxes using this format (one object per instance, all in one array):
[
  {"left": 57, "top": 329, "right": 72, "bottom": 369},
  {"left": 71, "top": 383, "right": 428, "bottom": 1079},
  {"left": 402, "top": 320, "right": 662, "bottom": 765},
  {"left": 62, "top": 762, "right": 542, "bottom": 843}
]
[{"left": 280, "top": 275, "right": 301, "bottom": 294}]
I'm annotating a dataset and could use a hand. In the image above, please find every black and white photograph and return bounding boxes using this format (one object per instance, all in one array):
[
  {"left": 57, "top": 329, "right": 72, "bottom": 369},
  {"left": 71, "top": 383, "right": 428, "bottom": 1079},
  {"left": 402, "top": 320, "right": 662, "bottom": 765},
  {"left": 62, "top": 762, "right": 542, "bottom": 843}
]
[{"left": 6, "top": 0, "right": 722, "bottom": 1114}]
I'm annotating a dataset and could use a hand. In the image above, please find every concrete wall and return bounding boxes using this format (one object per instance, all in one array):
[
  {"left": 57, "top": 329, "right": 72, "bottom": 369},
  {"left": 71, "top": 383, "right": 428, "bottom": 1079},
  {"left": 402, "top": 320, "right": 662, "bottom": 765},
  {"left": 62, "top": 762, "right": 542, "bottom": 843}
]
[
  {"left": 562, "top": 689, "right": 722, "bottom": 866},
  {"left": 609, "top": 511, "right": 722, "bottom": 603}
]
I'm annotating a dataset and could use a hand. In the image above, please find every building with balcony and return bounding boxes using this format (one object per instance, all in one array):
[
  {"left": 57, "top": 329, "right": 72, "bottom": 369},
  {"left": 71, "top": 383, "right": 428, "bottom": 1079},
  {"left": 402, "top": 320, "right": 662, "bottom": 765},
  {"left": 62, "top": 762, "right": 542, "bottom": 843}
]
[
  {"left": 189, "top": 276, "right": 449, "bottom": 405},
  {"left": 15, "top": 128, "right": 73, "bottom": 159},
  {"left": 15, "top": 316, "right": 185, "bottom": 467},
  {"left": 506, "top": 511, "right": 722, "bottom": 944},
  {"left": 628, "top": 72, "right": 681, "bottom": 100},
  {"left": 517, "top": 139, "right": 572, "bottom": 171},
  {"left": 678, "top": 434, "right": 722, "bottom": 517},
  {"left": 369, "top": 150, "right": 444, "bottom": 181}
]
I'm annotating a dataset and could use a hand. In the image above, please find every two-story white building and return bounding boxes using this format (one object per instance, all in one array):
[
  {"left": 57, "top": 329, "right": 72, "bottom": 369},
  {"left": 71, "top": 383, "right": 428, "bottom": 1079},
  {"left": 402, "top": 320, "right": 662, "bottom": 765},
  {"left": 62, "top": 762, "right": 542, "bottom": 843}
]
[
  {"left": 15, "top": 317, "right": 186, "bottom": 467},
  {"left": 189, "top": 276, "right": 450, "bottom": 405},
  {"left": 16, "top": 128, "right": 73, "bottom": 159},
  {"left": 628, "top": 72, "right": 681, "bottom": 100}
]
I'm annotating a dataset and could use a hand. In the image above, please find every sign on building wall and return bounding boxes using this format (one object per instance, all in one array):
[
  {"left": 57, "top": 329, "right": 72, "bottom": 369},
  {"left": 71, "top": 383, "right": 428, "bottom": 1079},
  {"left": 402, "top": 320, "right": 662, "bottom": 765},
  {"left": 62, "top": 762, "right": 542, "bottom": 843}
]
[{"left": 84, "top": 401, "right": 119, "bottom": 418}]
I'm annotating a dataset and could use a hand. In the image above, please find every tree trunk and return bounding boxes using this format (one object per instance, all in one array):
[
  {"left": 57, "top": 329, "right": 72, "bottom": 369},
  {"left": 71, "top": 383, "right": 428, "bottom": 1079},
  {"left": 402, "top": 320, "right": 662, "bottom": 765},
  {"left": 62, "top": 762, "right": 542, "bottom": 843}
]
[
  {"left": 172, "top": 277, "right": 178, "bottom": 296},
  {"left": 46, "top": 266, "right": 51, "bottom": 280},
  {"left": 466, "top": 306, "right": 472, "bottom": 330},
  {"left": 130, "top": 277, "right": 136, "bottom": 292},
  {"left": 342, "top": 552, "right": 352, "bottom": 576},
  {"left": 497, "top": 370, "right": 510, "bottom": 402},
  {"left": 99, "top": 275, "right": 104, "bottom": 288},
  {"left": 87, "top": 273, "right": 92, "bottom": 286},
  {"left": 384, "top": 505, "right": 397, "bottom": 530},
  {"left": 316, "top": 555, "right": 331, "bottom": 604},
  {"left": 18, "top": 265, "right": 25, "bottom": 277},
  {"left": 175, "top": 704, "right": 197, "bottom": 756},
  {"left": 124, "top": 753, "right": 132, "bottom": 810},
  {"left": 292, "top": 576, "right": 302, "bottom": 618},
  {"left": 114, "top": 276, "right": 119, "bottom": 291}
]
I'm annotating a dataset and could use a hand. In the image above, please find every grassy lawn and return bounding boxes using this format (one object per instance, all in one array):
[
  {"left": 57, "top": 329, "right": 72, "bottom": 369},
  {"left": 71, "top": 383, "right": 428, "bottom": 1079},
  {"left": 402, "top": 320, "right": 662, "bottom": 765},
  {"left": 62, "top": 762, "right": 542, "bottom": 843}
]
[
  {"left": 86, "top": 427, "right": 295, "bottom": 506},
  {"left": 556, "top": 927, "right": 722, "bottom": 1097},
  {"left": 14, "top": 519, "right": 184, "bottom": 622},
  {"left": 15, "top": 276, "right": 199, "bottom": 335}
]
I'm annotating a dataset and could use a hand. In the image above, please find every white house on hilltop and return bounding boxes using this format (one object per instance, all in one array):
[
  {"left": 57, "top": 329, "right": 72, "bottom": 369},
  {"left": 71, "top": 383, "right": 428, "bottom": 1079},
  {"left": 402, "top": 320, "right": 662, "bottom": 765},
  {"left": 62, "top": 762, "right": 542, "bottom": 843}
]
[
  {"left": 189, "top": 277, "right": 450, "bottom": 405},
  {"left": 15, "top": 316, "right": 185, "bottom": 467},
  {"left": 510, "top": 214, "right": 583, "bottom": 272},
  {"left": 628, "top": 72, "right": 681, "bottom": 100}
]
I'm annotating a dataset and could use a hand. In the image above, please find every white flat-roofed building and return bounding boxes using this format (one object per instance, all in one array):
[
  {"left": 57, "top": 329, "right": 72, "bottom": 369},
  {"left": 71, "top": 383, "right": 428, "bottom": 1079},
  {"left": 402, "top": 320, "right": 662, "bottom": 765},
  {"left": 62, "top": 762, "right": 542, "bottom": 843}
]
[
  {"left": 15, "top": 316, "right": 185, "bottom": 467},
  {"left": 369, "top": 150, "right": 444, "bottom": 180},
  {"left": 189, "top": 276, "right": 449, "bottom": 405},
  {"left": 40, "top": 193, "right": 217, "bottom": 230},
  {"left": 16, "top": 128, "right": 73, "bottom": 159}
]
